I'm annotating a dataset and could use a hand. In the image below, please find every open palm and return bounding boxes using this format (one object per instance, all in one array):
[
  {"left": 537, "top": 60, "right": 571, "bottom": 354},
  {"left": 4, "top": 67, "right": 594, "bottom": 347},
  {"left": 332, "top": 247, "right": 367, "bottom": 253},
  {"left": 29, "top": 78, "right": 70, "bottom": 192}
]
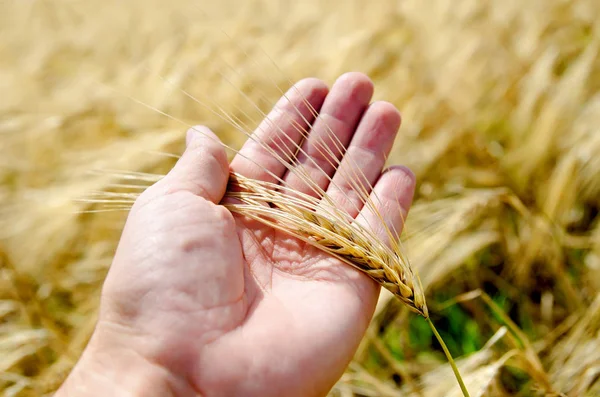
[{"left": 76, "top": 73, "right": 415, "bottom": 397}]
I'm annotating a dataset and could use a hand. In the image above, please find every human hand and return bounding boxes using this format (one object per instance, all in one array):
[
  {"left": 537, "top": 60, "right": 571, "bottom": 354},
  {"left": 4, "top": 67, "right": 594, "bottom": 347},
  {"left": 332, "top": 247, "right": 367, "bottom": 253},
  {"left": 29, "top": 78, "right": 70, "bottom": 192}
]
[{"left": 57, "top": 72, "right": 416, "bottom": 397}]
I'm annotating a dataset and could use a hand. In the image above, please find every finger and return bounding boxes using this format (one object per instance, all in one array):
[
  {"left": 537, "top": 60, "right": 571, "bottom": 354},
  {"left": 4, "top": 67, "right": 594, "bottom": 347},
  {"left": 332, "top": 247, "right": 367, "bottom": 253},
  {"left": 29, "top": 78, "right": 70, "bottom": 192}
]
[
  {"left": 354, "top": 166, "right": 416, "bottom": 248},
  {"left": 324, "top": 101, "right": 401, "bottom": 217},
  {"left": 156, "top": 126, "right": 229, "bottom": 203},
  {"left": 282, "top": 72, "right": 374, "bottom": 198},
  {"left": 230, "top": 78, "right": 329, "bottom": 183}
]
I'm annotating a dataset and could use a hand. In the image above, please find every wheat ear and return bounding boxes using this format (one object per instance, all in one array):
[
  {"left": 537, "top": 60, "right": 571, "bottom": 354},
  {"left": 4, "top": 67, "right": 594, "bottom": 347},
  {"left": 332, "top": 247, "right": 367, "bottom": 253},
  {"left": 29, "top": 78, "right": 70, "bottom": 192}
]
[{"left": 225, "top": 171, "right": 428, "bottom": 316}]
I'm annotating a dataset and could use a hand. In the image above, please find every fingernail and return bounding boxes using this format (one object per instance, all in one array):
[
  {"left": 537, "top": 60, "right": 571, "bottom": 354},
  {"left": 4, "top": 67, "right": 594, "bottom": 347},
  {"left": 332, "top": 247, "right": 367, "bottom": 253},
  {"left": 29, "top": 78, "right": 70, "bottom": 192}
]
[
  {"left": 397, "top": 165, "right": 416, "bottom": 183},
  {"left": 388, "top": 165, "right": 416, "bottom": 184}
]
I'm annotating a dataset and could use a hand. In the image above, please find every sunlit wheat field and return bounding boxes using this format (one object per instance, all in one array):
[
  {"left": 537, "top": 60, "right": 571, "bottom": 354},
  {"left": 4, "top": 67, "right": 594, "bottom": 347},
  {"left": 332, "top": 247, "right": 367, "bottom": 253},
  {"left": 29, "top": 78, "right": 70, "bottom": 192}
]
[{"left": 1, "top": 0, "right": 599, "bottom": 395}]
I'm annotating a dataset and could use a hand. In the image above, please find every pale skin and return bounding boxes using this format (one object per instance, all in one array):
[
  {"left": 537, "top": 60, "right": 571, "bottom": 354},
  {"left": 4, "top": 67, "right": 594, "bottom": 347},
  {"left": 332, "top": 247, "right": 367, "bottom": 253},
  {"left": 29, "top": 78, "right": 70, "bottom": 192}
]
[{"left": 56, "top": 72, "right": 415, "bottom": 397}]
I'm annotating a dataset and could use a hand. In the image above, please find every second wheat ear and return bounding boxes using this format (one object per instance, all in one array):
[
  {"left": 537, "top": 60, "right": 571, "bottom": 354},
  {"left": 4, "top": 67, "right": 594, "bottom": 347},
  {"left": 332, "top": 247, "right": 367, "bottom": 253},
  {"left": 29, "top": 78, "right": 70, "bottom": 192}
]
[{"left": 225, "top": 171, "right": 471, "bottom": 397}]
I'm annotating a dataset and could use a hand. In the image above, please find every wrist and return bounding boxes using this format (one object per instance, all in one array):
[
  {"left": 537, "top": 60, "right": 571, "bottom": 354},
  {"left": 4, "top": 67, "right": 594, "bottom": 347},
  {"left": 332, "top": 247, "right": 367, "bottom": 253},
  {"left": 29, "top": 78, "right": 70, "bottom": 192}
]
[{"left": 55, "top": 324, "right": 199, "bottom": 397}]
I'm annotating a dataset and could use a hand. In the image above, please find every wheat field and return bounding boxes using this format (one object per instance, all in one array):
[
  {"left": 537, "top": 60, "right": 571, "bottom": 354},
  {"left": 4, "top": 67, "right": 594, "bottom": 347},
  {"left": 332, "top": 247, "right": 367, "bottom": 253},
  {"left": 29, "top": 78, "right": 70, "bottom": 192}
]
[{"left": 1, "top": 0, "right": 600, "bottom": 395}]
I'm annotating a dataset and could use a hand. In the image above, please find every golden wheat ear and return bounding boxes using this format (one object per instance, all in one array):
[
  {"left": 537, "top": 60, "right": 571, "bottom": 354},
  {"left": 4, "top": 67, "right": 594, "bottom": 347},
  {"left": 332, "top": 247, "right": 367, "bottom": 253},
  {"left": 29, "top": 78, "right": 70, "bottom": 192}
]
[{"left": 225, "top": 171, "right": 429, "bottom": 316}]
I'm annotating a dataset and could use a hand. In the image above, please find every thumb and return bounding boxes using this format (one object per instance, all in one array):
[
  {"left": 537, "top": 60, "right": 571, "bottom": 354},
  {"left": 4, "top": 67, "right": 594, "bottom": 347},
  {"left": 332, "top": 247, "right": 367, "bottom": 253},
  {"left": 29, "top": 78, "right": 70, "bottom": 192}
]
[{"left": 160, "top": 126, "right": 230, "bottom": 203}]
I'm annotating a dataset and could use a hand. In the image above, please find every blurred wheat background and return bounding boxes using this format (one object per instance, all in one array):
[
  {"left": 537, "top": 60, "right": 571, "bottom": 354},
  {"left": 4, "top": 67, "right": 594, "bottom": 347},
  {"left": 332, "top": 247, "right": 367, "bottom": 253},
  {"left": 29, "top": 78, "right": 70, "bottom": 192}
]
[{"left": 1, "top": 0, "right": 600, "bottom": 395}]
